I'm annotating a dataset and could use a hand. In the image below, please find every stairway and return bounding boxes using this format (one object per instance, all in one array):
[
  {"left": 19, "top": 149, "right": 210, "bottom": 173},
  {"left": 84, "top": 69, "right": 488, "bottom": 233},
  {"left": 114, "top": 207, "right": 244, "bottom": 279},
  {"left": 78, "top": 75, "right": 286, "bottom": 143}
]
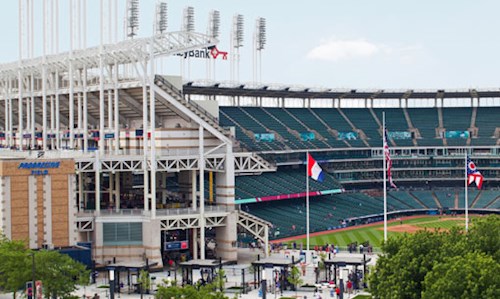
[{"left": 155, "top": 75, "right": 230, "bottom": 136}]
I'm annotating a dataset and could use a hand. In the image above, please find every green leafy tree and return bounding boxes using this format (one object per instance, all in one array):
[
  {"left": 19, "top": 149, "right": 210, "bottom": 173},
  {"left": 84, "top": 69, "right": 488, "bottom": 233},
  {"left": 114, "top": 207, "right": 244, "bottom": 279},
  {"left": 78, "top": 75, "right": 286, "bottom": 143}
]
[
  {"left": 36, "top": 250, "right": 90, "bottom": 299},
  {"left": 0, "top": 237, "right": 31, "bottom": 299},
  {"left": 155, "top": 281, "right": 229, "bottom": 299},
  {"left": 466, "top": 215, "right": 500, "bottom": 262},
  {"left": 369, "top": 215, "right": 499, "bottom": 299},
  {"left": 287, "top": 266, "right": 303, "bottom": 297},
  {"left": 422, "top": 252, "right": 500, "bottom": 299},
  {"left": 138, "top": 270, "right": 151, "bottom": 299}
]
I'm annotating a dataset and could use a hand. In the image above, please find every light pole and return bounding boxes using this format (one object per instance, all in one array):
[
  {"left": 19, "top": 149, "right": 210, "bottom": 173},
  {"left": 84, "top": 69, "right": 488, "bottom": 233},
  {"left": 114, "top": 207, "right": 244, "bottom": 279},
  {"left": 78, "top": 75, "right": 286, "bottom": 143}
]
[
  {"left": 31, "top": 252, "right": 36, "bottom": 299},
  {"left": 109, "top": 269, "right": 115, "bottom": 299}
]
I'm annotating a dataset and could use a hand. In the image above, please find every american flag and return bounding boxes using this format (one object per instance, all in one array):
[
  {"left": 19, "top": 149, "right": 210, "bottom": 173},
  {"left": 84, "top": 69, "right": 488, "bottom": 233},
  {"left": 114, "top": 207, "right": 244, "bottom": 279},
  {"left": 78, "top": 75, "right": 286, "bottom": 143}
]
[
  {"left": 384, "top": 129, "right": 397, "bottom": 188},
  {"left": 467, "top": 157, "right": 484, "bottom": 189}
]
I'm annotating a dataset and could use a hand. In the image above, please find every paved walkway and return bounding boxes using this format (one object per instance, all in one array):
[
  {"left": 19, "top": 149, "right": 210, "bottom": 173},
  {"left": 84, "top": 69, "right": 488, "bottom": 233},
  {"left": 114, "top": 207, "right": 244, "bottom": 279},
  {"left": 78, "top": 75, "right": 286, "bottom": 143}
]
[{"left": 1, "top": 248, "right": 376, "bottom": 299}]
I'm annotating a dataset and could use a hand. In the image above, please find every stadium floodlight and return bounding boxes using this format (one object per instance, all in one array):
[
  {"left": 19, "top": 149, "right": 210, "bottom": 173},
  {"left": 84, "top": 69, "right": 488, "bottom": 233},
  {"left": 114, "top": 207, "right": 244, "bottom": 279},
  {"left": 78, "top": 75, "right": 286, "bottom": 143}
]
[
  {"left": 127, "top": 0, "right": 140, "bottom": 38},
  {"left": 232, "top": 14, "right": 244, "bottom": 48},
  {"left": 255, "top": 17, "right": 266, "bottom": 51},
  {"left": 182, "top": 6, "right": 195, "bottom": 32},
  {"left": 156, "top": 1, "right": 168, "bottom": 34},
  {"left": 207, "top": 10, "right": 220, "bottom": 38}
]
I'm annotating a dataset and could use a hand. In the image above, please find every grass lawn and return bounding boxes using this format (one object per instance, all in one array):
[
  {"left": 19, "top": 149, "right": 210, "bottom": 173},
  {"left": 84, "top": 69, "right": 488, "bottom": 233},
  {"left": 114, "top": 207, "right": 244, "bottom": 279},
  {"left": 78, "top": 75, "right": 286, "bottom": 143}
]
[{"left": 286, "top": 216, "right": 472, "bottom": 249}]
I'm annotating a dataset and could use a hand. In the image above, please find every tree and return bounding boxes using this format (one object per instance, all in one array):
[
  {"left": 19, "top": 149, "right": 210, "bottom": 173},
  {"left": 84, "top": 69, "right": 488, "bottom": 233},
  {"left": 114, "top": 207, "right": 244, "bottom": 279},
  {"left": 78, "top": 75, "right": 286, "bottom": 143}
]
[
  {"left": 466, "top": 215, "right": 500, "bottom": 262},
  {"left": 138, "top": 270, "right": 151, "bottom": 299},
  {"left": 369, "top": 215, "right": 500, "bottom": 299},
  {"left": 0, "top": 236, "right": 31, "bottom": 299},
  {"left": 287, "top": 265, "right": 303, "bottom": 297},
  {"left": 422, "top": 252, "right": 500, "bottom": 299},
  {"left": 0, "top": 236, "right": 89, "bottom": 299},
  {"left": 35, "top": 250, "right": 90, "bottom": 299},
  {"left": 155, "top": 281, "right": 230, "bottom": 299}
]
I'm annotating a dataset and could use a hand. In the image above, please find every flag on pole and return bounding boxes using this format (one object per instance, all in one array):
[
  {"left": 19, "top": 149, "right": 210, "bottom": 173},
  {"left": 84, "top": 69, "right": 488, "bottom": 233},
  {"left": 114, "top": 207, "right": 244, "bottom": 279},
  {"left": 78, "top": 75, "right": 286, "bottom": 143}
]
[
  {"left": 307, "top": 153, "right": 325, "bottom": 182},
  {"left": 384, "top": 129, "right": 397, "bottom": 188},
  {"left": 467, "top": 157, "right": 484, "bottom": 189}
]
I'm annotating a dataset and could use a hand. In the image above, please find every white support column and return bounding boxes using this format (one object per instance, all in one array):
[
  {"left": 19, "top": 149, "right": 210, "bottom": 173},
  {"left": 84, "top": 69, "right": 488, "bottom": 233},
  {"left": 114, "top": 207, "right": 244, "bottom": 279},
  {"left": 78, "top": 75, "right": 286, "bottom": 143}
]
[
  {"left": 215, "top": 143, "right": 238, "bottom": 261},
  {"left": 78, "top": 171, "right": 84, "bottom": 210},
  {"left": 30, "top": 75, "right": 35, "bottom": 148},
  {"left": 83, "top": 68, "right": 88, "bottom": 152},
  {"left": 193, "top": 228, "right": 198, "bottom": 259},
  {"left": 95, "top": 156, "right": 101, "bottom": 212},
  {"left": 77, "top": 91, "right": 82, "bottom": 149},
  {"left": 142, "top": 61, "right": 149, "bottom": 211},
  {"left": 99, "top": 56, "right": 105, "bottom": 153},
  {"left": 50, "top": 95, "right": 54, "bottom": 149},
  {"left": 109, "top": 173, "right": 114, "bottom": 209},
  {"left": 199, "top": 126, "right": 205, "bottom": 259},
  {"left": 69, "top": 63, "right": 75, "bottom": 149},
  {"left": 149, "top": 49, "right": 157, "bottom": 219},
  {"left": 115, "top": 172, "right": 120, "bottom": 212},
  {"left": 114, "top": 63, "right": 119, "bottom": 153},
  {"left": 191, "top": 170, "right": 197, "bottom": 210},
  {"left": 17, "top": 0, "right": 23, "bottom": 150},
  {"left": 42, "top": 67, "right": 48, "bottom": 150},
  {"left": 17, "top": 71, "right": 23, "bottom": 151},
  {"left": 107, "top": 90, "right": 112, "bottom": 132}
]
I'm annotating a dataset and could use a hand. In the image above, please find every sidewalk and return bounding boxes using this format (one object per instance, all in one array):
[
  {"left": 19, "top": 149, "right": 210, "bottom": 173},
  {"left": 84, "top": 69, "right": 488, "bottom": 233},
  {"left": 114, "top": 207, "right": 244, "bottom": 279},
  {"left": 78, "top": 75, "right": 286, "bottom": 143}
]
[{"left": 1, "top": 248, "right": 376, "bottom": 299}]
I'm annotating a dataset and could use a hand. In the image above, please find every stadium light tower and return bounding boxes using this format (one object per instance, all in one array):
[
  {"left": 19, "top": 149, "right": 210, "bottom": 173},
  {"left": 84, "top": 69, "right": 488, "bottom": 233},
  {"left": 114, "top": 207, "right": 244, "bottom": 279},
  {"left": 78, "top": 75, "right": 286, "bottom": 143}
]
[
  {"left": 206, "top": 10, "right": 220, "bottom": 80},
  {"left": 230, "top": 14, "right": 244, "bottom": 82},
  {"left": 155, "top": 1, "right": 168, "bottom": 35},
  {"left": 126, "top": 0, "right": 139, "bottom": 38},
  {"left": 253, "top": 17, "right": 266, "bottom": 83},
  {"left": 181, "top": 6, "right": 195, "bottom": 79}
]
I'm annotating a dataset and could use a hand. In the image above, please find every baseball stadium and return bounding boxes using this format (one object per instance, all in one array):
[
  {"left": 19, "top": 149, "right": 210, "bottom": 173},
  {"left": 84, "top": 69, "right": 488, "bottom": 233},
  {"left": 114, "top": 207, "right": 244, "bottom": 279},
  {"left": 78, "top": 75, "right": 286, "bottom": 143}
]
[{"left": 0, "top": 1, "right": 499, "bottom": 299}]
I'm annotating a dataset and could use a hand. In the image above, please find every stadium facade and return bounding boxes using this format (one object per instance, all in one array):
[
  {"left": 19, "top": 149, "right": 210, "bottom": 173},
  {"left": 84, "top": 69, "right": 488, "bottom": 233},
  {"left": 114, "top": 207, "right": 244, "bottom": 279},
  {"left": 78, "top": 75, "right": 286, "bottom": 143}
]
[{"left": 1, "top": 30, "right": 499, "bottom": 268}]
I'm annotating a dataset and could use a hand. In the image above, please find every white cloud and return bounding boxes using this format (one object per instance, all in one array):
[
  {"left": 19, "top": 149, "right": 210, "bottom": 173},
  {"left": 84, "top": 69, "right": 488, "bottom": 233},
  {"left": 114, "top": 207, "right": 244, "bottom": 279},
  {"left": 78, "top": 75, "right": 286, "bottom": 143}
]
[{"left": 307, "top": 39, "right": 380, "bottom": 62}]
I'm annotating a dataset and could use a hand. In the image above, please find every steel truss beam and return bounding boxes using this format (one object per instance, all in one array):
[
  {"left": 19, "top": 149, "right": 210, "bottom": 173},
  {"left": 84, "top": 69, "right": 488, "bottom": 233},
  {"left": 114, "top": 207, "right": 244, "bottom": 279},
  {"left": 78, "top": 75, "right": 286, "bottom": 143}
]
[
  {"left": 74, "top": 151, "right": 275, "bottom": 173},
  {"left": 159, "top": 214, "right": 228, "bottom": 231},
  {"left": 237, "top": 210, "right": 270, "bottom": 246},
  {"left": 0, "top": 32, "right": 217, "bottom": 80}
]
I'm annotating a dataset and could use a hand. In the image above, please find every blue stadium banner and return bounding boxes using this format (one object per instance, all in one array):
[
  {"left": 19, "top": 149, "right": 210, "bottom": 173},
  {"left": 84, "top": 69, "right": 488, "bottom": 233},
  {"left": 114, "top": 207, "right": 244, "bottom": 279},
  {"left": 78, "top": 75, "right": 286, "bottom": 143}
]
[
  {"left": 338, "top": 132, "right": 358, "bottom": 140},
  {"left": 300, "top": 132, "right": 315, "bottom": 141},
  {"left": 255, "top": 133, "right": 275, "bottom": 142},
  {"left": 445, "top": 131, "right": 469, "bottom": 139},
  {"left": 388, "top": 131, "right": 412, "bottom": 140}
]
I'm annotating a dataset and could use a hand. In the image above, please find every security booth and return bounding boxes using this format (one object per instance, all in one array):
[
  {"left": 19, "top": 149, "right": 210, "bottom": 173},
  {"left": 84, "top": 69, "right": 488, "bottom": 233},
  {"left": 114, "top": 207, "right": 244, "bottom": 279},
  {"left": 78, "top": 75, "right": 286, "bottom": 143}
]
[
  {"left": 323, "top": 255, "right": 370, "bottom": 290},
  {"left": 104, "top": 261, "right": 158, "bottom": 294},
  {"left": 251, "top": 255, "right": 300, "bottom": 294},
  {"left": 179, "top": 259, "right": 229, "bottom": 286}
]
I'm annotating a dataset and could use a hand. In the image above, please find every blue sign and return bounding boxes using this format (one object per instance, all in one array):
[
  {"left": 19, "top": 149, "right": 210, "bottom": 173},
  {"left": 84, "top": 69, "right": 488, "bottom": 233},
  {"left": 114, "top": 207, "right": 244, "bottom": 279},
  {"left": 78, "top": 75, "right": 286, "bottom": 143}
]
[
  {"left": 18, "top": 161, "right": 60, "bottom": 176},
  {"left": 300, "top": 132, "right": 315, "bottom": 141},
  {"left": 338, "top": 132, "right": 358, "bottom": 140},
  {"left": 104, "top": 133, "right": 115, "bottom": 139},
  {"left": 445, "top": 131, "right": 469, "bottom": 139},
  {"left": 18, "top": 162, "right": 60, "bottom": 169},
  {"left": 255, "top": 133, "right": 275, "bottom": 142},
  {"left": 388, "top": 131, "right": 412, "bottom": 140},
  {"left": 164, "top": 241, "right": 189, "bottom": 251}
]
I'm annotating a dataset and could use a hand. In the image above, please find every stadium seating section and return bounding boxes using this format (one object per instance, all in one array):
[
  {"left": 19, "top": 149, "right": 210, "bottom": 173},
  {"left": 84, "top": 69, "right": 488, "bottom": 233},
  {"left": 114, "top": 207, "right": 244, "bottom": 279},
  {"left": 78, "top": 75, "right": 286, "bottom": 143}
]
[{"left": 220, "top": 107, "right": 500, "bottom": 151}]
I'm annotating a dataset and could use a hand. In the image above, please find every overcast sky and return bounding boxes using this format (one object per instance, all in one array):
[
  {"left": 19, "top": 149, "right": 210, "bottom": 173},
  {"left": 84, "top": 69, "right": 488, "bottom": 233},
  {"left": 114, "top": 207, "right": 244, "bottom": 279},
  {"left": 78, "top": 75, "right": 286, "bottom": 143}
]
[{"left": 1, "top": 0, "right": 500, "bottom": 89}]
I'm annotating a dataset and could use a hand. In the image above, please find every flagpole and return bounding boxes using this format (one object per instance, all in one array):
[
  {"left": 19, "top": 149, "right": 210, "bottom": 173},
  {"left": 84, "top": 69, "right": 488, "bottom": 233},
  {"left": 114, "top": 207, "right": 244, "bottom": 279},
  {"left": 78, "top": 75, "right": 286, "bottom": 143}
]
[
  {"left": 383, "top": 112, "right": 387, "bottom": 242},
  {"left": 465, "top": 153, "right": 468, "bottom": 232},
  {"left": 306, "top": 151, "right": 310, "bottom": 261}
]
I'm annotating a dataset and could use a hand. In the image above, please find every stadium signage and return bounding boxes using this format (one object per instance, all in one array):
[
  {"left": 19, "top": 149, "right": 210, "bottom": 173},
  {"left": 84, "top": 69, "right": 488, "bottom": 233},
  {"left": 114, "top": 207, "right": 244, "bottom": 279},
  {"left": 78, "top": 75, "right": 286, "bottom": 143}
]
[
  {"left": 18, "top": 161, "right": 61, "bottom": 176},
  {"left": 175, "top": 46, "right": 228, "bottom": 60}
]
